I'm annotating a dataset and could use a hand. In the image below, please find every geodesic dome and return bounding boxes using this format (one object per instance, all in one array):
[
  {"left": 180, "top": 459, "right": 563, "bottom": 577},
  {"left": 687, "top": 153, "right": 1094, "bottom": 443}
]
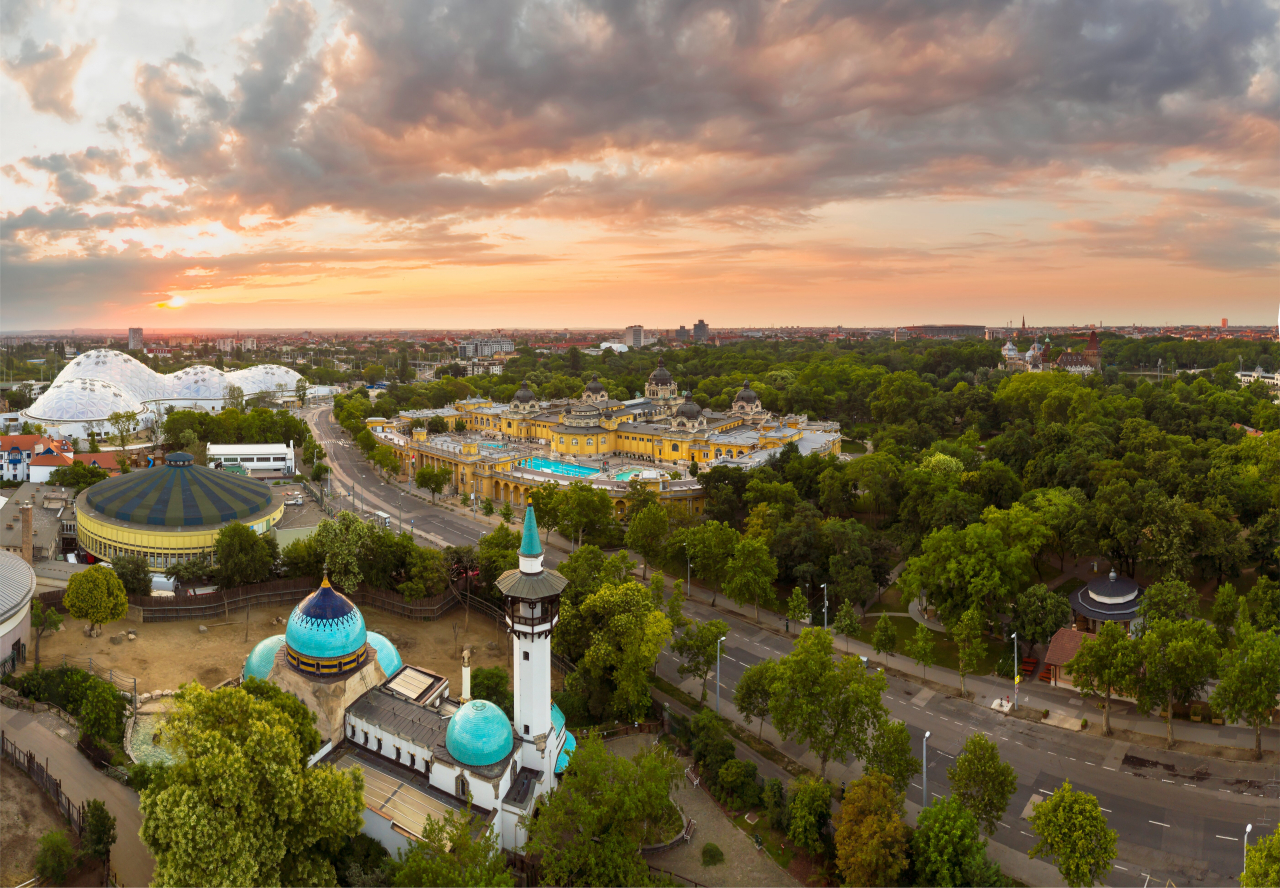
[
  {"left": 226, "top": 364, "right": 303, "bottom": 397},
  {"left": 164, "top": 365, "right": 229, "bottom": 401},
  {"left": 25, "top": 377, "right": 147, "bottom": 423},
  {"left": 59, "top": 349, "right": 163, "bottom": 401}
]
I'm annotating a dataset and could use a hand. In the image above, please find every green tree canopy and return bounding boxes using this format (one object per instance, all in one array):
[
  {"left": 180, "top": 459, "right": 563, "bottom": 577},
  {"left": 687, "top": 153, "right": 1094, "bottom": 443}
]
[
  {"left": 1243, "top": 827, "right": 1280, "bottom": 888},
  {"left": 1065, "top": 621, "right": 1138, "bottom": 735},
  {"left": 834, "top": 773, "right": 911, "bottom": 888},
  {"left": 624, "top": 503, "right": 669, "bottom": 580},
  {"left": 213, "top": 522, "right": 276, "bottom": 590},
  {"left": 1028, "top": 779, "right": 1118, "bottom": 887},
  {"left": 947, "top": 733, "right": 1018, "bottom": 836},
  {"left": 723, "top": 536, "right": 779, "bottom": 621},
  {"left": 64, "top": 565, "right": 128, "bottom": 633},
  {"left": 1011, "top": 583, "right": 1071, "bottom": 652},
  {"left": 871, "top": 611, "right": 898, "bottom": 664},
  {"left": 906, "top": 622, "right": 938, "bottom": 681},
  {"left": 733, "top": 659, "right": 778, "bottom": 739},
  {"left": 1136, "top": 617, "right": 1219, "bottom": 748},
  {"left": 1212, "top": 617, "right": 1280, "bottom": 759},
  {"left": 952, "top": 606, "right": 985, "bottom": 697},
  {"left": 912, "top": 794, "right": 1003, "bottom": 888},
  {"left": 112, "top": 553, "right": 153, "bottom": 598},
  {"left": 47, "top": 460, "right": 111, "bottom": 494},
  {"left": 391, "top": 806, "right": 513, "bottom": 888},
  {"left": 140, "top": 682, "right": 364, "bottom": 886},
  {"left": 865, "top": 718, "right": 920, "bottom": 794},
  {"left": 83, "top": 799, "right": 117, "bottom": 866},
  {"left": 671, "top": 619, "right": 730, "bottom": 703}
]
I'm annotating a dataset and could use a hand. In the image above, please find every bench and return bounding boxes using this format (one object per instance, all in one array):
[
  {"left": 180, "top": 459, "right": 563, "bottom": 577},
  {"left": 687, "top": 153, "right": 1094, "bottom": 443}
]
[
  {"left": 683, "top": 818, "right": 696, "bottom": 845},
  {"left": 685, "top": 766, "right": 699, "bottom": 788}
]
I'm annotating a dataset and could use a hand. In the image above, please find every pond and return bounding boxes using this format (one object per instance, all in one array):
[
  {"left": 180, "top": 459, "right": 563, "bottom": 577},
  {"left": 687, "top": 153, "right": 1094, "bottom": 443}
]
[{"left": 128, "top": 708, "right": 178, "bottom": 766}]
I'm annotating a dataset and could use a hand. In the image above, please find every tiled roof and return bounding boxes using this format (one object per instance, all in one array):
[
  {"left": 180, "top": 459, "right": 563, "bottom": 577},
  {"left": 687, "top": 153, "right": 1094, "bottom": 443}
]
[{"left": 1045, "top": 627, "right": 1096, "bottom": 667}]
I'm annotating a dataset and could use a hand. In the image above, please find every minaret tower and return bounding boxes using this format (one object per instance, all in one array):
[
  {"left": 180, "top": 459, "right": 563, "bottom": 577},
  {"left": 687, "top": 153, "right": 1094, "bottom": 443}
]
[{"left": 496, "top": 506, "right": 568, "bottom": 769}]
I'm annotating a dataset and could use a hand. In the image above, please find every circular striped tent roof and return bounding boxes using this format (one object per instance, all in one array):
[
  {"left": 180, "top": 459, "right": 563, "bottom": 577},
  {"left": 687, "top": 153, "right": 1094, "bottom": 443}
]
[{"left": 83, "top": 453, "right": 274, "bottom": 527}]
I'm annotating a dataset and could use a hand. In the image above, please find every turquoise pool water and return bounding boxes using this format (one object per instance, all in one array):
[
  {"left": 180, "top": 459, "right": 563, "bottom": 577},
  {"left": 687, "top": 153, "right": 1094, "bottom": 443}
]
[
  {"left": 128, "top": 712, "right": 177, "bottom": 766},
  {"left": 615, "top": 471, "right": 640, "bottom": 481},
  {"left": 480, "top": 442, "right": 507, "bottom": 449},
  {"left": 519, "top": 457, "right": 598, "bottom": 478}
]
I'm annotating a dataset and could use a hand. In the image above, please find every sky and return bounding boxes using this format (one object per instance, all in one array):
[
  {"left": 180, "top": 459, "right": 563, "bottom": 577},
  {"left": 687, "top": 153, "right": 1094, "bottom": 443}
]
[{"left": 2, "top": 0, "right": 1278, "bottom": 332}]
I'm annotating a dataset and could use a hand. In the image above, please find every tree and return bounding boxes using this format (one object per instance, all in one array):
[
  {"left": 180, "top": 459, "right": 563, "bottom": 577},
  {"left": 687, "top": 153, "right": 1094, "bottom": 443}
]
[
  {"left": 785, "top": 586, "right": 810, "bottom": 627},
  {"left": 624, "top": 503, "right": 668, "bottom": 580},
  {"left": 469, "top": 666, "right": 513, "bottom": 717},
  {"left": 213, "top": 522, "right": 275, "bottom": 590},
  {"left": 415, "top": 465, "right": 448, "bottom": 503},
  {"left": 665, "top": 579, "right": 689, "bottom": 631},
  {"left": 906, "top": 622, "right": 937, "bottom": 681},
  {"left": 1212, "top": 617, "right": 1280, "bottom": 759},
  {"left": 770, "top": 627, "right": 887, "bottom": 778},
  {"left": 499, "top": 501, "right": 514, "bottom": 524},
  {"left": 294, "top": 377, "right": 309, "bottom": 406},
  {"left": 733, "top": 659, "right": 778, "bottom": 739},
  {"left": 1136, "top": 617, "right": 1219, "bottom": 748},
  {"left": 952, "top": 607, "right": 984, "bottom": 697},
  {"left": 140, "top": 682, "right": 363, "bottom": 886},
  {"left": 113, "top": 553, "right": 153, "bottom": 598},
  {"left": 223, "top": 384, "right": 245, "bottom": 414},
  {"left": 684, "top": 520, "right": 741, "bottom": 606},
  {"left": 1210, "top": 583, "right": 1239, "bottom": 646},
  {"left": 527, "top": 484, "right": 562, "bottom": 542},
  {"left": 786, "top": 775, "right": 832, "bottom": 858},
  {"left": 1028, "top": 779, "right": 1117, "bottom": 887},
  {"left": 1031, "top": 487, "right": 1091, "bottom": 570},
  {"left": 865, "top": 718, "right": 920, "bottom": 794},
  {"left": 831, "top": 599, "right": 860, "bottom": 653},
  {"left": 913, "top": 795, "right": 1003, "bottom": 888},
  {"left": 834, "top": 773, "right": 912, "bottom": 888},
  {"left": 310, "top": 462, "right": 330, "bottom": 483},
  {"left": 672, "top": 619, "right": 730, "bottom": 703},
  {"left": 1011, "top": 583, "right": 1071, "bottom": 654},
  {"left": 36, "top": 830, "right": 76, "bottom": 883},
  {"left": 372, "top": 445, "right": 401, "bottom": 479},
  {"left": 724, "top": 536, "right": 779, "bottom": 621},
  {"left": 523, "top": 733, "right": 681, "bottom": 888},
  {"left": 106, "top": 410, "right": 135, "bottom": 448},
  {"left": 1066, "top": 622, "right": 1137, "bottom": 735},
  {"left": 453, "top": 417, "right": 467, "bottom": 433},
  {"left": 556, "top": 482, "right": 611, "bottom": 549},
  {"left": 80, "top": 678, "right": 123, "bottom": 744},
  {"left": 29, "top": 600, "right": 63, "bottom": 667},
  {"left": 64, "top": 565, "right": 128, "bottom": 634},
  {"left": 47, "top": 460, "right": 110, "bottom": 493},
  {"left": 947, "top": 733, "right": 1018, "bottom": 836},
  {"left": 83, "top": 798, "right": 117, "bottom": 871},
  {"left": 426, "top": 415, "right": 448, "bottom": 434},
  {"left": 871, "top": 611, "right": 898, "bottom": 665},
  {"left": 1243, "top": 828, "right": 1280, "bottom": 888},
  {"left": 391, "top": 804, "right": 513, "bottom": 888},
  {"left": 312, "top": 512, "right": 371, "bottom": 593},
  {"left": 1136, "top": 578, "right": 1200, "bottom": 628}
]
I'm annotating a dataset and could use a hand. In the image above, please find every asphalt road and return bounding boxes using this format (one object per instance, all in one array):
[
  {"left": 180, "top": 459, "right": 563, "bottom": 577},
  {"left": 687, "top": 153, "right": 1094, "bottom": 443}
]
[{"left": 657, "top": 589, "right": 1276, "bottom": 887}]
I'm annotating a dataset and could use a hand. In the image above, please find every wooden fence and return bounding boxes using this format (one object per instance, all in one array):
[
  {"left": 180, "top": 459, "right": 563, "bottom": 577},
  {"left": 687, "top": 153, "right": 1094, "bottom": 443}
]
[{"left": 1, "top": 731, "right": 85, "bottom": 836}]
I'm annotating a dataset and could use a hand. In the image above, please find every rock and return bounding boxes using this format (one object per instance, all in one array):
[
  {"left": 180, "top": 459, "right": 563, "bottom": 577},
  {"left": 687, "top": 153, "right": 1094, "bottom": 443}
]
[
  {"left": 83, "top": 624, "right": 93, "bottom": 637},
  {"left": 485, "top": 641, "right": 500, "bottom": 651},
  {"left": 110, "top": 635, "right": 123, "bottom": 645},
  {"left": 138, "top": 693, "right": 151, "bottom": 703},
  {"left": 198, "top": 625, "right": 208, "bottom": 633},
  {"left": 153, "top": 690, "right": 164, "bottom": 697},
  {"left": 57, "top": 623, "right": 65, "bottom": 632},
  {"left": 127, "top": 633, "right": 137, "bottom": 641}
]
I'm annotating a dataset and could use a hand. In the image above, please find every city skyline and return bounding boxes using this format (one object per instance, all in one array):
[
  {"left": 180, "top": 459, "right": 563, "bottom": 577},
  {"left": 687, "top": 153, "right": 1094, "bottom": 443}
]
[{"left": 3, "top": 0, "right": 1278, "bottom": 330}]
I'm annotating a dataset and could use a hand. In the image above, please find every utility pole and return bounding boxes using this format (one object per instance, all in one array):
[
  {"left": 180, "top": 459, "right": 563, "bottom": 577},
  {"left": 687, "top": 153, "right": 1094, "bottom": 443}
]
[
  {"left": 922, "top": 731, "right": 931, "bottom": 807},
  {"left": 715, "top": 635, "right": 727, "bottom": 715}
]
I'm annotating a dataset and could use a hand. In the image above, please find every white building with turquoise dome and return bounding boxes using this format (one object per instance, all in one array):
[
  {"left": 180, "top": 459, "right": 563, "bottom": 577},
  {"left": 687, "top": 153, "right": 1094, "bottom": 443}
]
[{"left": 290, "top": 506, "right": 577, "bottom": 855}]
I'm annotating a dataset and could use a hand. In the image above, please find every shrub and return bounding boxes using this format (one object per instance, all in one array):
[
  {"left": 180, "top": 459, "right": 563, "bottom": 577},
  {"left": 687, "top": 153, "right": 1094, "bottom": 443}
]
[
  {"left": 701, "top": 842, "right": 725, "bottom": 867},
  {"left": 762, "top": 778, "right": 789, "bottom": 832},
  {"left": 691, "top": 709, "right": 735, "bottom": 790},
  {"left": 36, "top": 830, "right": 76, "bottom": 883},
  {"left": 717, "top": 759, "right": 762, "bottom": 811},
  {"left": 993, "top": 653, "right": 1016, "bottom": 679},
  {"left": 1081, "top": 718, "right": 1089, "bottom": 729},
  {"left": 128, "top": 761, "right": 171, "bottom": 794},
  {"left": 80, "top": 679, "right": 125, "bottom": 744},
  {"left": 1043, "top": 708, "right": 1050, "bottom": 718}
]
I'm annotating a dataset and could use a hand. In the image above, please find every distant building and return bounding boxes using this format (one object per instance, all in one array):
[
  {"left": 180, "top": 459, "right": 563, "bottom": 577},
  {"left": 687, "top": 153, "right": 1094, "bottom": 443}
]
[
  {"left": 127, "top": 328, "right": 143, "bottom": 351},
  {"left": 693, "top": 319, "right": 709, "bottom": 342},
  {"left": 624, "top": 325, "right": 644, "bottom": 348},
  {"left": 456, "top": 339, "right": 514, "bottom": 359},
  {"left": 894, "top": 325, "right": 986, "bottom": 340},
  {"left": 216, "top": 338, "right": 237, "bottom": 352},
  {"left": 676, "top": 325, "right": 689, "bottom": 341}
]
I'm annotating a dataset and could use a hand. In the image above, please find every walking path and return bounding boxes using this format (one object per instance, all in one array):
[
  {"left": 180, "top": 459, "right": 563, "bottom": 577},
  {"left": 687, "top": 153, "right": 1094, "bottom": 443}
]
[{"left": 1, "top": 706, "right": 154, "bottom": 888}]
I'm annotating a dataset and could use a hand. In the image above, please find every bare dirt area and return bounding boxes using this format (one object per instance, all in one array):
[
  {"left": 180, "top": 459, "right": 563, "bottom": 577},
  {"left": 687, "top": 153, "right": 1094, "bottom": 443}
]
[
  {"left": 0, "top": 758, "right": 70, "bottom": 887},
  {"left": 36, "top": 601, "right": 513, "bottom": 694}
]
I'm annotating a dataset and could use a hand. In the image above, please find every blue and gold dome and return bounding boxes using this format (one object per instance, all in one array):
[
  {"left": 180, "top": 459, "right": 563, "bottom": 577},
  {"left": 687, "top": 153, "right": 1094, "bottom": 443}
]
[
  {"left": 284, "top": 576, "right": 370, "bottom": 676},
  {"left": 445, "top": 699, "right": 514, "bottom": 767}
]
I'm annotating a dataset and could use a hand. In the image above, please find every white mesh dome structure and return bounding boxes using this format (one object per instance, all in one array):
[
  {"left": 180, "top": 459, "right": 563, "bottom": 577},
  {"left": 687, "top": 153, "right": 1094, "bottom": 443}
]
[
  {"left": 226, "top": 364, "right": 303, "bottom": 396},
  {"left": 24, "top": 378, "right": 147, "bottom": 432},
  {"left": 59, "top": 349, "right": 164, "bottom": 402},
  {"left": 165, "top": 365, "right": 230, "bottom": 402}
]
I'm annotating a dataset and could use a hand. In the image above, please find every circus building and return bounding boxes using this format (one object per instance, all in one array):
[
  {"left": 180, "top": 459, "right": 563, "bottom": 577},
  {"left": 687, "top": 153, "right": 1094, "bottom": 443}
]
[
  {"left": 298, "top": 507, "right": 576, "bottom": 855},
  {"left": 75, "top": 452, "right": 284, "bottom": 571}
]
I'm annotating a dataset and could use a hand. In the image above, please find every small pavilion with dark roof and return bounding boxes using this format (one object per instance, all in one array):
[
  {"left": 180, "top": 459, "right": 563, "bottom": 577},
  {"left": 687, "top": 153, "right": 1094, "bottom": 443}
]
[{"left": 1069, "top": 569, "right": 1144, "bottom": 634}]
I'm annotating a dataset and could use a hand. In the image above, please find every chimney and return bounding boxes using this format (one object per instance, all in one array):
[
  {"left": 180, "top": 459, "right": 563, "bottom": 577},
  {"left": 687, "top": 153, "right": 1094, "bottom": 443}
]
[
  {"left": 19, "top": 503, "right": 33, "bottom": 565},
  {"left": 461, "top": 646, "right": 472, "bottom": 703}
]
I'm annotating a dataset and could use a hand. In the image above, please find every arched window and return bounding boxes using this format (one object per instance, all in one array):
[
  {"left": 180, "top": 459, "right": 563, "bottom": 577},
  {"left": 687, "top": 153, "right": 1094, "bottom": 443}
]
[
  {"left": 559, "top": 437, "right": 565, "bottom": 445},
  {"left": 456, "top": 773, "right": 469, "bottom": 799},
  {"left": 671, "top": 443, "right": 679, "bottom": 452},
  {"left": 572, "top": 438, "right": 579, "bottom": 446},
  {"left": 585, "top": 437, "right": 593, "bottom": 446},
  {"left": 715, "top": 448, "right": 722, "bottom": 457},
  {"left": 523, "top": 651, "right": 530, "bottom": 661}
]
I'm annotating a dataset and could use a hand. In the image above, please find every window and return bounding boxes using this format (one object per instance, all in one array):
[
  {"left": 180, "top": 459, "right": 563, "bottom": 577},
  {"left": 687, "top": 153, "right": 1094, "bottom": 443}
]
[
  {"left": 456, "top": 774, "right": 469, "bottom": 799},
  {"left": 523, "top": 651, "right": 530, "bottom": 661},
  {"left": 672, "top": 443, "right": 679, "bottom": 452},
  {"left": 585, "top": 437, "right": 592, "bottom": 446},
  {"left": 376, "top": 737, "right": 383, "bottom": 753},
  {"left": 349, "top": 724, "right": 355, "bottom": 739},
  {"left": 559, "top": 437, "right": 565, "bottom": 445},
  {"left": 572, "top": 438, "right": 578, "bottom": 446},
  {"left": 409, "top": 752, "right": 415, "bottom": 769},
  {"left": 363, "top": 730, "right": 369, "bottom": 746},
  {"left": 395, "top": 746, "right": 401, "bottom": 762},
  {"left": 523, "top": 724, "right": 530, "bottom": 735}
]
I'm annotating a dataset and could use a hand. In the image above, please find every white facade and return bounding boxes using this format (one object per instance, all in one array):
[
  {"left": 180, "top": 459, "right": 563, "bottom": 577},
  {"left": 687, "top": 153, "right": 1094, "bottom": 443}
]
[
  {"left": 512, "top": 598, "right": 554, "bottom": 743},
  {"left": 207, "top": 443, "right": 294, "bottom": 475},
  {"left": 625, "top": 325, "right": 644, "bottom": 348}
]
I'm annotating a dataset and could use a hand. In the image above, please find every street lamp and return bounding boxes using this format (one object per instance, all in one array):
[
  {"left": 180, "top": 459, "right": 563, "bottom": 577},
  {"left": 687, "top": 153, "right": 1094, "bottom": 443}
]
[
  {"left": 821, "top": 583, "right": 828, "bottom": 630},
  {"left": 716, "top": 635, "right": 728, "bottom": 715},
  {"left": 397, "top": 493, "right": 404, "bottom": 533},
  {"left": 922, "top": 731, "right": 931, "bottom": 807},
  {"left": 1245, "top": 824, "right": 1253, "bottom": 874},
  {"left": 1012, "top": 630, "right": 1019, "bottom": 711}
]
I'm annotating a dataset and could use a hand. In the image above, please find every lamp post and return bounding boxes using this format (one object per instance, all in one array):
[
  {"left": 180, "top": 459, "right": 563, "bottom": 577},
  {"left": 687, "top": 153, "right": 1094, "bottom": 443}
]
[
  {"left": 1012, "top": 630, "right": 1019, "bottom": 711},
  {"left": 397, "top": 493, "right": 404, "bottom": 533},
  {"left": 821, "top": 583, "right": 828, "bottom": 630},
  {"left": 716, "top": 635, "right": 727, "bottom": 715},
  {"left": 1245, "top": 823, "right": 1253, "bottom": 874},
  {"left": 922, "top": 731, "right": 931, "bottom": 807}
]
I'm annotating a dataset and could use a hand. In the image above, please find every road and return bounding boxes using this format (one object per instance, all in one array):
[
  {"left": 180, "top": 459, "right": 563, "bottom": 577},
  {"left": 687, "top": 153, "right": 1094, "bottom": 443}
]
[
  {"left": 304, "top": 405, "right": 572, "bottom": 566},
  {"left": 657, "top": 585, "right": 1274, "bottom": 887},
  {"left": 1, "top": 707, "right": 154, "bottom": 888}
]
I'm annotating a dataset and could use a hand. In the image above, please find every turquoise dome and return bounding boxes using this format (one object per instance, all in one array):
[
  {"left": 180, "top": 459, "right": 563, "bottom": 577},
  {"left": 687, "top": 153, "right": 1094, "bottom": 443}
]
[
  {"left": 366, "top": 632, "right": 403, "bottom": 676},
  {"left": 445, "top": 699, "right": 514, "bottom": 767},
  {"left": 243, "top": 635, "right": 285, "bottom": 681},
  {"left": 550, "top": 702, "right": 566, "bottom": 737},
  {"left": 555, "top": 731, "right": 577, "bottom": 775},
  {"left": 285, "top": 577, "right": 367, "bottom": 660}
]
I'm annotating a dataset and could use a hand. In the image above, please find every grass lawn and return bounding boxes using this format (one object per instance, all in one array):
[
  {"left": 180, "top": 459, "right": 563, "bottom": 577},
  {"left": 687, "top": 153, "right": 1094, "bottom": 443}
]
[
  {"left": 733, "top": 813, "right": 795, "bottom": 871},
  {"left": 865, "top": 586, "right": 909, "bottom": 614},
  {"left": 841, "top": 439, "right": 868, "bottom": 454},
  {"left": 1055, "top": 576, "right": 1086, "bottom": 596},
  {"left": 857, "top": 614, "right": 1007, "bottom": 676}
]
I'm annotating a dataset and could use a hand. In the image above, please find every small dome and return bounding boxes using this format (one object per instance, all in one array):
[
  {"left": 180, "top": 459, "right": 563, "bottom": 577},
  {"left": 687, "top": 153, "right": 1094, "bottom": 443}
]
[
  {"left": 550, "top": 702, "right": 566, "bottom": 736},
  {"left": 285, "top": 577, "right": 367, "bottom": 660},
  {"left": 585, "top": 373, "right": 605, "bottom": 394},
  {"left": 445, "top": 699, "right": 514, "bottom": 767},
  {"left": 648, "top": 357, "right": 673, "bottom": 386},
  {"left": 734, "top": 380, "right": 758, "bottom": 404},
  {"left": 243, "top": 635, "right": 286, "bottom": 681},
  {"left": 555, "top": 730, "right": 577, "bottom": 775},
  {"left": 366, "top": 631, "right": 403, "bottom": 676},
  {"left": 675, "top": 395, "right": 702, "bottom": 420},
  {"left": 513, "top": 380, "right": 536, "bottom": 403}
]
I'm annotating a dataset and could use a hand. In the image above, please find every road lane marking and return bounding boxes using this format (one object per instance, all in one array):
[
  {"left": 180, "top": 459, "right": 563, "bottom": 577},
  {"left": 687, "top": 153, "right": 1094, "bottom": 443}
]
[
  {"left": 935, "top": 751, "right": 954, "bottom": 758},
  {"left": 1161, "top": 779, "right": 1174, "bottom": 783},
  {"left": 1020, "top": 830, "right": 1032, "bottom": 837},
  {"left": 998, "top": 822, "right": 1009, "bottom": 828},
  {"left": 911, "top": 783, "right": 921, "bottom": 789},
  {"left": 1099, "top": 807, "right": 1111, "bottom": 812},
  {"left": 1047, "top": 751, "right": 1056, "bottom": 755},
  {"left": 1183, "top": 784, "right": 1196, "bottom": 788},
  {"left": 1216, "top": 835, "right": 1239, "bottom": 841},
  {"left": 1150, "top": 821, "right": 1170, "bottom": 828},
  {"left": 1114, "top": 865, "right": 1127, "bottom": 871}
]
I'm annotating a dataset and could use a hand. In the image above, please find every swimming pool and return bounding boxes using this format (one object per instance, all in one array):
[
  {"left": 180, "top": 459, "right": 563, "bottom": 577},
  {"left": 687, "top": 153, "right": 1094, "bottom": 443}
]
[
  {"left": 615, "top": 471, "right": 639, "bottom": 481},
  {"left": 519, "top": 457, "right": 599, "bottom": 478},
  {"left": 480, "top": 442, "right": 508, "bottom": 449}
]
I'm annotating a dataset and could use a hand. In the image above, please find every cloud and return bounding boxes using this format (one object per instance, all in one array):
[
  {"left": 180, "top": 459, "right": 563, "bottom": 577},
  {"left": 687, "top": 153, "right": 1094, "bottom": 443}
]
[{"left": 3, "top": 39, "right": 94, "bottom": 122}]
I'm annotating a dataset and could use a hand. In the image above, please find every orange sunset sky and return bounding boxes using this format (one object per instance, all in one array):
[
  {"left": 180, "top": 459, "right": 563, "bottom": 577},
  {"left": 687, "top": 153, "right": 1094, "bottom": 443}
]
[{"left": 2, "top": 0, "right": 1278, "bottom": 330}]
